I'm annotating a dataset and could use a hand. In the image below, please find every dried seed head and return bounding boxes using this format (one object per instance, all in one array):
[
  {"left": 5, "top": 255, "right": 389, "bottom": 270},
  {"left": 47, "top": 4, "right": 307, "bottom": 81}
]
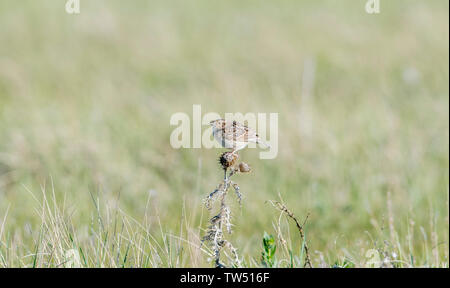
[
  {"left": 219, "top": 152, "right": 238, "bottom": 170},
  {"left": 238, "top": 162, "right": 251, "bottom": 173}
]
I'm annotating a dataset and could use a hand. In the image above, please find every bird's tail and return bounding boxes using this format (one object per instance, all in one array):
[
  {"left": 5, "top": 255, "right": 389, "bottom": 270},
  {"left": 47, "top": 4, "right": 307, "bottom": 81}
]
[{"left": 256, "top": 139, "right": 271, "bottom": 149}]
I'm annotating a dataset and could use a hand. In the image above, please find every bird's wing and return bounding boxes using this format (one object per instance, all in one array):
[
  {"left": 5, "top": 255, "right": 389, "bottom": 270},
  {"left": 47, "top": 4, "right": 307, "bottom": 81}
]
[{"left": 223, "top": 124, "right": 258, "bottom": 142}]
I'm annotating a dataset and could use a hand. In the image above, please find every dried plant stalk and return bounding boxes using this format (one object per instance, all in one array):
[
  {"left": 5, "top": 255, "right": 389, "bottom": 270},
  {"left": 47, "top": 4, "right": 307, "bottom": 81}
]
[
  {"left": 269, "top": 200, "right": 312, "bottom": 268},
  {"left": 202, "top": 152, "right": 250, "bottom": 268}
]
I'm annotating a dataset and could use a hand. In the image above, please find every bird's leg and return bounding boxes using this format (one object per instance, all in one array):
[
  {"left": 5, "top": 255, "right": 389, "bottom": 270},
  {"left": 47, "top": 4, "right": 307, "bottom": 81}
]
[{"left": 223, "top": 167, "right": 228, "bottom": 183}]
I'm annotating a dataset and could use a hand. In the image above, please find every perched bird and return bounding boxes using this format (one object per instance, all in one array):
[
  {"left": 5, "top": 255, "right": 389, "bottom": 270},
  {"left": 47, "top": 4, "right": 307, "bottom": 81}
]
[{"left": 210, "top": 119, "right": 270, "bottom": 153}]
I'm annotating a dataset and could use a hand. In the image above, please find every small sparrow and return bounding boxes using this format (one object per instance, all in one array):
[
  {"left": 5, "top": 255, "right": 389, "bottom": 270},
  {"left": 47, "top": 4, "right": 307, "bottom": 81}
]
[{"left": 210, "top": 119, "right": 270, "bottom": 152}]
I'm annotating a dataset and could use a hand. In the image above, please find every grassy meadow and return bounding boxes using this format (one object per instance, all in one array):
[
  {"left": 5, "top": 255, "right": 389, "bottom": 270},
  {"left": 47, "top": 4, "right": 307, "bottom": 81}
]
[{"left": 0, "top": 0, "right": 448, "bottom": 267}]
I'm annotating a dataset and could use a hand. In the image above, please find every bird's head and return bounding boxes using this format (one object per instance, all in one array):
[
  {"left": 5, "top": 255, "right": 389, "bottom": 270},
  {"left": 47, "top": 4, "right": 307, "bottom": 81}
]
[{"left": 209, "top": 119, "right": 227, "bottom": 130}]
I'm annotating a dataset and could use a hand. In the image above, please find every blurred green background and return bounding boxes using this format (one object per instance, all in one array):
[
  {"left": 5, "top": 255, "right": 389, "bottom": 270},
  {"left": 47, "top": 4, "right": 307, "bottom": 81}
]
[{"left": 0, "top": 0, "right": 448, "bottom": 267}]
